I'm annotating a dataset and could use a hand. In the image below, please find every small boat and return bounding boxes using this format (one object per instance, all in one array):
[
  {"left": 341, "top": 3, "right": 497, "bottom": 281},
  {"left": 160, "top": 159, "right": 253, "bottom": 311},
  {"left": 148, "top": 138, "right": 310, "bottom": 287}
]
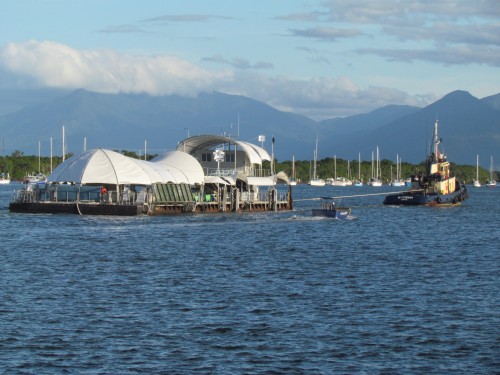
[
  {"left": 0, "top": 172, "right": 10, "bottom": 184},
  {"left": 390, "top": 154, "right": 404, "bottom": 186},
  {"left": 384, "top": 120, "right": 468, "bottom": 206},
  {"left": 354, "top": 153, "right": 363, "bottom": 186},
  {"left": 367, "top": 147, "right": 383, "bottom": 186},
  {"left": 473, "top": 154, "right": 481, "bottom": 187},
  {"left": 289, "top": 156, "right": 297, "bottom": 185},
  {"left": 367, "top": 178, "right": 382, "bottom": 187},
  {"left": 311, "top": 199, "right": 353, "bottom": 220},
  {"left": 308, "top": 136, "right": 325, "bottom": 186},
  {"left": 326, "top": 156, "right": 352, "bottom": 186},
  {"left": 24, "top": 172, "right": 47, "bottom": 184},
  {"left": 486, "top": 156, "right": 497, "bottom": 188},
  {"left": 0, "top": 140, "right": 9, "bottom": 184}
]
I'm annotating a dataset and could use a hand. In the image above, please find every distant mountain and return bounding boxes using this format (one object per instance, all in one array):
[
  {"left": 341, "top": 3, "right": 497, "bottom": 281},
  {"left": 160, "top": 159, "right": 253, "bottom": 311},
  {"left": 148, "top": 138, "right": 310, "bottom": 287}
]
[
  {"left": 482, "top": 93, "right": 500, "bottom": 111},
  {"left": 318, "top": 90, "right": 500, "bottom": 167},
  {"left": 319, "top": 104, "right": 420, "bottom": 136},
  {"left": 0, "top": 89, "right": 317, "bottom": 158},
  {"left": 0, "top": 88, "right": 498, "bottom": 167}
]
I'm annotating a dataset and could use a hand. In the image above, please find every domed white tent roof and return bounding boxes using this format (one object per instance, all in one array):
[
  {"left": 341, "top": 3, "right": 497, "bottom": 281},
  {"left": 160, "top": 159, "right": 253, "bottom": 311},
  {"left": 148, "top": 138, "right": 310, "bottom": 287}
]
[
  {"left": 150, "top": 150, "right": 205, "bottom": 184},
  {"left": 47, "top": 149, "right": 204, "bottom": 185}
]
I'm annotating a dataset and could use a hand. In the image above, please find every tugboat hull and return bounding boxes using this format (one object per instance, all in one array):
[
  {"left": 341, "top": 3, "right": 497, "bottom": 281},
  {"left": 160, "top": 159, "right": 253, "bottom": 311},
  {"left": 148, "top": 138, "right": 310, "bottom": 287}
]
[{"left": 383, "top": 182, "right": 468, "bottom": 206}]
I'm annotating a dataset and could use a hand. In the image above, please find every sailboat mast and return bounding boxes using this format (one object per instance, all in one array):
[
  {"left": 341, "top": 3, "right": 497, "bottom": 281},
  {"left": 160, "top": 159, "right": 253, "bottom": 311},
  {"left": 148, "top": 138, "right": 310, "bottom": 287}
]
[
  {"left": 433, "top": 120, "right": 439, "bottom": 157},
  {"left": 50, "top": 137, "right": 53, "bottom": 173},
  {"left": 358, "top": 152, "right": 361, "bottom": 180},
  {"left": 38, "top": 141, "right": 41, "bottom": 173},
  {"left": 313, "top": 136, "right": 318, "bottom": 179},
  {"left": 62, "top": 126, "right": 65, "bottom": 162},
  {"left": 477, "top": 154, "right": 479, "bottom": 181},
  {"left": 334, "top": 155, "right": 337, "bottom": 179}
]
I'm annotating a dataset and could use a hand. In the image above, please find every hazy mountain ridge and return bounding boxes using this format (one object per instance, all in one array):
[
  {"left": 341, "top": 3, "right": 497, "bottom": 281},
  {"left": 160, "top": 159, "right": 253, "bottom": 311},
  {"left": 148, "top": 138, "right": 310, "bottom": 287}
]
[{"left": 0, "top": 88, "right": 498, "bottom": 167}]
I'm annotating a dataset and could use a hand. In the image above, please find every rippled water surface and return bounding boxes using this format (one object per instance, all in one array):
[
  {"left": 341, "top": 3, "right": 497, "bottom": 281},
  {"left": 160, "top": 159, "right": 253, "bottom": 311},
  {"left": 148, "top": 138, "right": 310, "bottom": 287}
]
[{"left": 1, "top": 183, "right": 498, "bottom": 374}]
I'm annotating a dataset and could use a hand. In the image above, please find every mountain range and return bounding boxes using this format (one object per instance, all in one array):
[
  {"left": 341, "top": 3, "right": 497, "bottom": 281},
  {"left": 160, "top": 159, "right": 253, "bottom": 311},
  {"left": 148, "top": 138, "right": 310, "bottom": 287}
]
[{"left": 0, "top": 88, "right": 498, "bottom": 168}]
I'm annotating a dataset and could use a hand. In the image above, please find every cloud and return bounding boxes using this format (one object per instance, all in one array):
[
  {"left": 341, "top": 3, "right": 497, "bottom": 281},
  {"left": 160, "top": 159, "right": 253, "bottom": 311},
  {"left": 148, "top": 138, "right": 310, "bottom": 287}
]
[
  {"left": 142, "top": 14, "right": 233, "bottom": 24},
  {"left": 219, "top": 72, "right": 431, "bottom": 119},
  {"left": 281, "top": 1, "right": 500, "bottom": 66},
  {"left": 0, "top": 40, "right": 430, "bottom": 119},
  {"left": 289, "top": 27, "right": 362, "bottom": 41},
  {"left": 98, "top": 25, "right": 148, "bottom": 34},
  {"left": 0, "top": 40, "right": 229, "bottom": 96},
  {"left": 357, "top": 44, "right": 500, "bottom": 67},
  {"left": 201, "top": 54, "right": 273, "bottom": 70}
]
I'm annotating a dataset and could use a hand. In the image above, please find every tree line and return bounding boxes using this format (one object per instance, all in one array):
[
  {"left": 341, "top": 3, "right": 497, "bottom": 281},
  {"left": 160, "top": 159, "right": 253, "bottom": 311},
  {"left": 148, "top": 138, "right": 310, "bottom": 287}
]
[
  {"left": 1, "top": 150, "right": 497, "bottom": 184},
  {"left": 272, "top": 157, "right": 497, "bottom": 184}
]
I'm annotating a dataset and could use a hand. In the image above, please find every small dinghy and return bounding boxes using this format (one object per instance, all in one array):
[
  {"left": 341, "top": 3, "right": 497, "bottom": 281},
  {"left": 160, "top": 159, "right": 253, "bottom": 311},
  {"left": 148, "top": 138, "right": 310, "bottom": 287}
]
[{"left": 311, "top": 199, "right": 352, "bottom": 220}]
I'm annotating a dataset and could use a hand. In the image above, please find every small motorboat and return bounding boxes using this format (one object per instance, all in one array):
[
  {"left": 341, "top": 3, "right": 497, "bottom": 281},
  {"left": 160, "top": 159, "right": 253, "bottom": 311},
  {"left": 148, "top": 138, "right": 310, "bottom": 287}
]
[{"left": 311, "top": 199, "right": 353, "bottom": 220}]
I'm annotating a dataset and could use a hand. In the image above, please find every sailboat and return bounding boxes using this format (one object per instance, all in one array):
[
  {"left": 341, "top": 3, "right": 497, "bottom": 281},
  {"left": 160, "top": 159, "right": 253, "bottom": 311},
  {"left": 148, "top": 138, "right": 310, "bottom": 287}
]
[
  {"left": 326, "top": 155, "right": 351, "bottom": 186},
  {"left": 0, "top": 139, "right": 10, "bottom": 184},
  {"left": 24, "top": 141, "right": 47, "bottom": 184},
  {"left": 473, "top": 154, "right": 481, "bottom": 187},
  {"left": 391, "top": 154, "right": 404, "bottom": 186},
  {"left": 289, "top": 156, "right": 297, "bottom": 185},
  {"left": 487, "top": 156, "right": 497, "bottom": 187},
  {"left": 308, "top": 136, "right": 325, "bottom": 186},
  {"left": 367, "top": 147, "right": 382, "bottom": 186},
  {"left": 354, "top": 152, "right": 363, "bottom": 186}
]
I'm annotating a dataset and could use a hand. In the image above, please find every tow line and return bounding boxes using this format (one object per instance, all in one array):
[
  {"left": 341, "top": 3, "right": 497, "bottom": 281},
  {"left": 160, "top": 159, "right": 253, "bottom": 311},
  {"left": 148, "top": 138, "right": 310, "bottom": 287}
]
[{"left": 293, "top": 189, "right": 424, "bottom": 202}]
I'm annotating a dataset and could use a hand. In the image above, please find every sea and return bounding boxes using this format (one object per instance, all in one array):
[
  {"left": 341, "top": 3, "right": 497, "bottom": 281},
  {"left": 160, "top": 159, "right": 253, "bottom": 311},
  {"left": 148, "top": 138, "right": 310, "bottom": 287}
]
[{"left": 0, "top": 182, "right": 498, "bottom": 374}]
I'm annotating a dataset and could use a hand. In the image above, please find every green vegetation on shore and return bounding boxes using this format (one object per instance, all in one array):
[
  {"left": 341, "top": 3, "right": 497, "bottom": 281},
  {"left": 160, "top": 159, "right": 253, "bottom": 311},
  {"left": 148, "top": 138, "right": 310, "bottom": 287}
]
[
  {"left": 1, "top": 150, "right": 497, "bottom": 184},
  {"left": 274, "top": 157, "right": 497, "bottom": 185}
]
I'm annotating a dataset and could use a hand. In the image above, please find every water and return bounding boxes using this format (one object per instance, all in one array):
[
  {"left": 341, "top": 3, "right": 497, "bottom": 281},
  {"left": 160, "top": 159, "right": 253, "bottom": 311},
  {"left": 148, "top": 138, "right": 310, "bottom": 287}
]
[{"left": 1, "top": 183, "right": 498, "bottom": 374}]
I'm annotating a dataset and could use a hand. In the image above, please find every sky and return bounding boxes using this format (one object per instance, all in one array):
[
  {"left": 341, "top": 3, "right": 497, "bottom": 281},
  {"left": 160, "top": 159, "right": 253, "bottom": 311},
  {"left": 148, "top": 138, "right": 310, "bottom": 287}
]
[{"left": 0, "top": 0, "right": 499, "bottom": 120}]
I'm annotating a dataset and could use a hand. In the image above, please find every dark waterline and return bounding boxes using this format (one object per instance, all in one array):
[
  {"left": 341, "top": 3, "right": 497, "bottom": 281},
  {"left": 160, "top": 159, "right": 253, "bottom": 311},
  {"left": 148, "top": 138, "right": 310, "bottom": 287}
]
[{"left": 1, "top": 183, "right": 498, "bottom": 374}]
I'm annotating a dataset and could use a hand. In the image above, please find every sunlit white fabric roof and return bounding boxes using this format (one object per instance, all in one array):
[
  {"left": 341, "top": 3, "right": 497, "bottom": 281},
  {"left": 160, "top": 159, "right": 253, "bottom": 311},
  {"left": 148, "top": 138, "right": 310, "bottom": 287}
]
[
  {"left": 245, "top": 172, "right": 290, "bottom": 186},
  {"left": 150, "top": 150, "right": 205, "bottom": 184},
  {"left": 47, "top": 149, "right": 204, "bottom": 185},
  {"left": 177, "top": 135, "right": 271, "bottom": 165}
]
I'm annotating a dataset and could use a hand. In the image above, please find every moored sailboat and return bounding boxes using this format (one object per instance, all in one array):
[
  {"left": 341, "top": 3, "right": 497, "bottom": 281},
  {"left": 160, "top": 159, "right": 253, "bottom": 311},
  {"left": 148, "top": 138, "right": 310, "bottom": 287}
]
[
  {"left": 367, "top": 147, "right": 382, "bottom": 186},
  {"left": 289, "top": 155, "right": 297, "bottom": 185},
  {"left": 354, "top": 152, "right": 363, "bottom": 186},
  {"left": 473, "top": 154, "right": 481, "bottom": 187},
  {"left": 308, "top": 136, "right": 325, "bottom": 186},
  {"left": 0, "top": 139, "right": 10, "bottom": 184},
  {"left": 486, "top": 156, "right": 497, "bottom": 187}
]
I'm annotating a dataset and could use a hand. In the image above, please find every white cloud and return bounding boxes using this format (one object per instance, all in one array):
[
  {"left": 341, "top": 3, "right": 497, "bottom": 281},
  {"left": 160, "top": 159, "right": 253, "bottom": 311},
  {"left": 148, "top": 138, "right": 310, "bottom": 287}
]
[
  {"left": 0, "top": 40, "right": 229, "bottom": 96},
  {"left": 0, "top": 40, "right": 430, "bottom": 119}
]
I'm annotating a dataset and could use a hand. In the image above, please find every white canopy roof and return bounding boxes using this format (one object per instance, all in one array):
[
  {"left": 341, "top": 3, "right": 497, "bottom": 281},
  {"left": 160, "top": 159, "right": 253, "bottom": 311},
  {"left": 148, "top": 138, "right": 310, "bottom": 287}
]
[
  {"left": 177, "top": 135, "right": 271, "bottom": 165},
  {"left": 245, "top": 171, "right": 290, "bottom": 186},
  {"left": 48, "top": 149, "right": 205, "bottom": 185}
]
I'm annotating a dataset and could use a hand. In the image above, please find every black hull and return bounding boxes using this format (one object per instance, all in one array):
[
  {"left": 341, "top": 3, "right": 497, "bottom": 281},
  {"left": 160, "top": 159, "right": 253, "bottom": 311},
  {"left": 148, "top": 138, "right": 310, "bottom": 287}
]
[
  {"left": 9, "top": 202, "right": 144, "bottom": 215},
  {"left": 383, "top": 182, "right": 468, "bottom": 206}
]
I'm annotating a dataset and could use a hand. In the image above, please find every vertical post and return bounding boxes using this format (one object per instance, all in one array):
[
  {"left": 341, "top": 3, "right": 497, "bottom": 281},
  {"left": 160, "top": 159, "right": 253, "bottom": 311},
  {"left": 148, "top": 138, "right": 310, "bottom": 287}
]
[{"left": 271, "top": 136, "right": 275, "bottom": 176}]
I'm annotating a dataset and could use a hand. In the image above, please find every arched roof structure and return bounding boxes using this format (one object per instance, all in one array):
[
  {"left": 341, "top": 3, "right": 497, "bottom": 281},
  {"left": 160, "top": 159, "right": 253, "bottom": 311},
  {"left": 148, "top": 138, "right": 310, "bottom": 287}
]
[
  {"left": 177, "top": 135, "right": 271, "bottom": 165},
  {"left": 47, "top": 149, "right": 204, "bottom": 185}
]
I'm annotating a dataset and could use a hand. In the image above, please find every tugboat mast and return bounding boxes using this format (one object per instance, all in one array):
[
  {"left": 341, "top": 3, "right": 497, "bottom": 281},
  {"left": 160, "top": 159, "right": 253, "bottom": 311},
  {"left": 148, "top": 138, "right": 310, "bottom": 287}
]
[{"left": 432, "top": 119, "right": 440, "bottom": 158}]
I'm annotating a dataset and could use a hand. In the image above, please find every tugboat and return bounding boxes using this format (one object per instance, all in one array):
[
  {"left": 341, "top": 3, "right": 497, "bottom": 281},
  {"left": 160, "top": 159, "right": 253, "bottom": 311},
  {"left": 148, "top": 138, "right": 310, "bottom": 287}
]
[
  {"left": 311, "top": 198, "right": 353, "bottom": 220},
  {"left": 383, "top": 120, "right": 468, "bottom": 206}
]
